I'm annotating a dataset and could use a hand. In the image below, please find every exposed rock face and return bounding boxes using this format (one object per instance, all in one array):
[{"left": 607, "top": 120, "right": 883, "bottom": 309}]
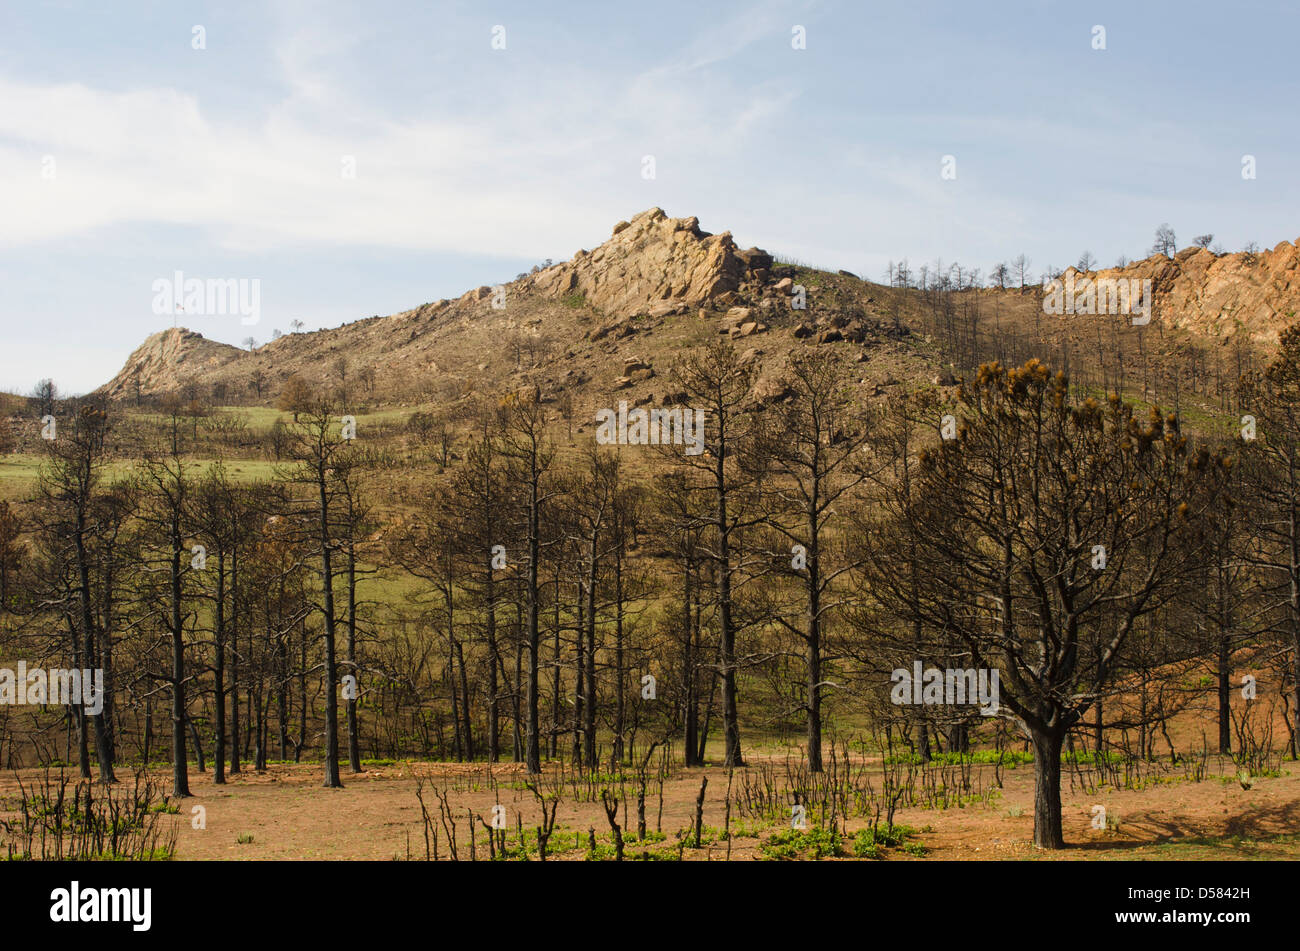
[
  {"left": 1062, "top": 240, "right": 1300, "bottom": 344},
  {"left": 530, "top": 207, "right": 759, "bottom": 317},
  {"left": 101, "top": 327, "right": 242, "bottom": 399}
]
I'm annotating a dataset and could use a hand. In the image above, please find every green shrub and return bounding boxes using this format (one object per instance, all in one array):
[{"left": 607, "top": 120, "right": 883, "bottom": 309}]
[{"left": 760, "top": 827, "right": 844, "bottom": 860}]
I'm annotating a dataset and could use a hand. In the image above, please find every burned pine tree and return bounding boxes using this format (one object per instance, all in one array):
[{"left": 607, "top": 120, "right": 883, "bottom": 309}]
[{"left": 871, "top": 359, "right": 1228, "bottom": 847}]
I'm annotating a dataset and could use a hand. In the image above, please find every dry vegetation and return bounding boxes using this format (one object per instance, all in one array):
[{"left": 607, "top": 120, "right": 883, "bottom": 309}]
[{"left": 1, "top": 222, "right": 1298, "bottom": 861}]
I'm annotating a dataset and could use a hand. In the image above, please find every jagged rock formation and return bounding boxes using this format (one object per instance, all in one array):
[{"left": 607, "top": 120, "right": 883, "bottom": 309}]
[
  {"left": 529, "top": 207, "right": 773, "bottom": 317},
  {"left": 102, "top": 328, "right": 242, "bottom": 399},
  {"left": 1061, "top": 240, "right": 1300, "bottom": 345}
]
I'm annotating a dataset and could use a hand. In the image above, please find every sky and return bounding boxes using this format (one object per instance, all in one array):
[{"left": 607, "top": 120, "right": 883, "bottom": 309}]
[{"left": 1, "top": 0, "right": 1297, "bottom": 394}]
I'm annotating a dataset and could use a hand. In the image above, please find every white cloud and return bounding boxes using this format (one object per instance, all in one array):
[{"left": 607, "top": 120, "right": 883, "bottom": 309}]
[{"left": 0, "top": 4, "right": 802, "bottom": 260}]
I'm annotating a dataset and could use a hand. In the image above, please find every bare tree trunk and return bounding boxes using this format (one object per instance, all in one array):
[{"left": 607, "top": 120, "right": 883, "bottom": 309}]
[
  {"left": 214, "top": 550, "right": 226, "bottom": 784},
  {"left": 75, "top": 516, "right": 115, "bottom": 783},
  {"left": 582, "top": 550, "right": 597, "bottom": 769},
  {"left": 513, "top": 604, "right": 523, "bottom": 762},
  {"left": 170, "top": 541, "right": 190, "bottom": 797},
  {"left": 297, "top": 623, "right": 307, "bottom": 759},
  {"left": 1217, "top": 636, "right": 1232, "bottom": 754},
  {"left": 277, "top": 633, "right": 290, "bottom": 760},
  {"left": 548, "top": 575, "right": 559, "bottom": 760},
  {"left": 1030, "top": 727, "right": 1065, "bottom": 849},
  {"left": 573, "top": 585, "right": 584, "bottom": 765},
  {"left": 346, "top": 544, "right": 362, "bottom": 772},
  {"left": 805, "top": 507, "right": 823, "bottom": 773},
  {"left": 613, "top": 551, "right": 626, "bottom": 766},
  {"left": 318, "top": 472, "right": 342, "bottom": 788},
  {"left": 69, "top": 621, "right": 91, "bottom": 778},
  {"left": 525, "top": 470, "right": 542, "bottom": 773},
  {"left": 716, "top": 468, "right": 743, "bottom": 768},
  {"left": 229, "top": 550, "right": 241, "bottom": 774},
  {"left": 682, "top": 559, "right": 699, "bottom": 767},
  {"left": 486, "top": 569, "right": 500, "bottom": 762}
]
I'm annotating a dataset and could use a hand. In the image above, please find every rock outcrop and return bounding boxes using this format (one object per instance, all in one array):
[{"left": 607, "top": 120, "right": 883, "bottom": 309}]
[
  {"left": 1061, "top": 240, "right": 1300, "bottom": 345},
  {"left": 101, "top": 328, "right": 242, "bottom": 399},
  {"left": 530, "top": 207, "right": 766, "bottom": 317}
]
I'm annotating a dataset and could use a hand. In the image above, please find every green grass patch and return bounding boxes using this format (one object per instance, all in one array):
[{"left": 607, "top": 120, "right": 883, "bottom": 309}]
[{"left": 761, "top": 826, "right": 846, "bottom": 860}]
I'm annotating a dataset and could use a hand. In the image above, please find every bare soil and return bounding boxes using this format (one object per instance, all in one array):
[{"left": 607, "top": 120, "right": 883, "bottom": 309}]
[{"left": 3, "top": 749, "right": 1291, "bottom": 861}]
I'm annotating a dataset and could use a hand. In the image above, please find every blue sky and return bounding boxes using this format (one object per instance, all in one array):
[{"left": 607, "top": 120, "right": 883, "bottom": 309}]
[{"left": 2, "top": 0, "right": 1297, "bottom": 394}]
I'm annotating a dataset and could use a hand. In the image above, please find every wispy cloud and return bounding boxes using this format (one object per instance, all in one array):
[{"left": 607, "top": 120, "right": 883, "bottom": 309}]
[{"left": 0, "top": 10, "right": 801, "bottom": 257}]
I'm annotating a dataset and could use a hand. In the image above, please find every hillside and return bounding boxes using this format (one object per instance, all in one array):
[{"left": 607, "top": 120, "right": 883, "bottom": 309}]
[
  {"left": 96, "top": 209, "right": 1298, "bottom": 426},
  {"left": 97, "top": 208, "right": 949, "bottom": 419},
  {"left": 105, "top": 328, "right": 246, "bottom": 400}
]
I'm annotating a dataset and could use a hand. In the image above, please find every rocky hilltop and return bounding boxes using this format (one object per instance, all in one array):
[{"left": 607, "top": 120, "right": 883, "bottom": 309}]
[
  {"left": 106, "top": 328, "right": 243, "bottom": 399},
  {"left": 528, "top": 207, "right": 773, "bottom": 317},
  {"left": 1060, "top": 239, "right": 1300, "bottom": 345},
  {"left": 98, "top": 208, "right": 806, "bottom": 404}
]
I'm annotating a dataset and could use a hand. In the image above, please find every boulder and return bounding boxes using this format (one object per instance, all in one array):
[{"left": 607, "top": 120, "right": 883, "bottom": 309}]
[
  {"left": 588, "top": 318, "right": 638, "bottom": 341},
  {"left": 737, "top": 247, "right": 774, "bottom": 271},
  {"left": 751, "top": 376, "right": 792, "bottom": 404}
]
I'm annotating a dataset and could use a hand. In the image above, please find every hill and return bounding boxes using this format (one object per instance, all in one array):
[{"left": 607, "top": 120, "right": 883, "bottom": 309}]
[
  {"left": 96, "top": 209, "right": 1298, "bottom": 430},
  {"left": 97, "top": 208, "right": 948, "bottom": 419}
]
